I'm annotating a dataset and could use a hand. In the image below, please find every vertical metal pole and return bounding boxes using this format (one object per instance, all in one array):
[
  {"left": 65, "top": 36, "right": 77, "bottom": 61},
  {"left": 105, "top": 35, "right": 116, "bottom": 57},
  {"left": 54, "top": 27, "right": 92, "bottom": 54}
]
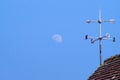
[
  {"left": 99, "top": 9, "right": 102, "bottom": 37},
  {"left": 99, "top": 40, "right": 102, "bottom": 66},
  {"left": 99, "top": 9, "right": 102, "bottom": 66},
  {"left": 99, "top": 24, "right": 102, "bottom": 37}
]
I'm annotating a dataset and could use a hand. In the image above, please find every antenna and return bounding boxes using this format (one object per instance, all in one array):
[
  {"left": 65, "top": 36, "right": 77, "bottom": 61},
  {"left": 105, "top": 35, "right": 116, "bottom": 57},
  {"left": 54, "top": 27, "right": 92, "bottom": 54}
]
[{"left": 85, "top": 10, "right": 115, "bottom": 66}]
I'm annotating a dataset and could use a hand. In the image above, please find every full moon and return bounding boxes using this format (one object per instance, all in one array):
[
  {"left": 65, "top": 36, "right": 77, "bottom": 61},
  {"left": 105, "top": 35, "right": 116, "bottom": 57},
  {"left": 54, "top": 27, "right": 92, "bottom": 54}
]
[{"left": 52, "top": 34, "right": 62, "bottom": 43}]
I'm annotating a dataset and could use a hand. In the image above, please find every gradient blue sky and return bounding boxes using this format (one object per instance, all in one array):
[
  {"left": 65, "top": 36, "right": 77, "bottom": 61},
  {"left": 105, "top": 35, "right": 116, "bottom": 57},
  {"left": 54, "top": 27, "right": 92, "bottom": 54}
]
[{"left": 0, "top": 0, "right": 120, "bottom": 80}]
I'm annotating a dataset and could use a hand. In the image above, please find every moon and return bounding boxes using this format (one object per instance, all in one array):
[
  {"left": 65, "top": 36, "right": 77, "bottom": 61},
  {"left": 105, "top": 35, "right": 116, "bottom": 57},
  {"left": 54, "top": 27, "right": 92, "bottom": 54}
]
[{"left": 52, "top": 34, "right": 63, "bottom": 43}]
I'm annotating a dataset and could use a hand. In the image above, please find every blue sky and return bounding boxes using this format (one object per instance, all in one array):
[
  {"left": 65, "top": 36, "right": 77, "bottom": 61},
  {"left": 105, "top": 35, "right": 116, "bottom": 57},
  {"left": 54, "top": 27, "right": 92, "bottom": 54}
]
[{"left": 0, "top": 0, "right": 120, "bottom": 80}]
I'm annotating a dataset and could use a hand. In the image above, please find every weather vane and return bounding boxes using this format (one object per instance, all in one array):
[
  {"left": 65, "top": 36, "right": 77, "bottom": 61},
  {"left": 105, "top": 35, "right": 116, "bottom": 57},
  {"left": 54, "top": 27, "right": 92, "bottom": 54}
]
[{"left": 85, "top": 10, "right": 115, "bottom": 66}]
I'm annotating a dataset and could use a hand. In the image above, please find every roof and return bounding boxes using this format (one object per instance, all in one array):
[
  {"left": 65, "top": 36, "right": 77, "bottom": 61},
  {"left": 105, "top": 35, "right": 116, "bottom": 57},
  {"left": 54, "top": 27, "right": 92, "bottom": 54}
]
[{"left": 88, "top": 54, "right": 120, "bottom": 80}]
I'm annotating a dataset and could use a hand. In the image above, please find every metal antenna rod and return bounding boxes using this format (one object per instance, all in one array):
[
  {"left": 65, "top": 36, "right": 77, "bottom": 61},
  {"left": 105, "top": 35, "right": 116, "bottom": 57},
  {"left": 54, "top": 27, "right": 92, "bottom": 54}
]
[
  {"left": 85, "top": 10, "right": 115, "bottom": 66},
  {"left": 99, "top": 9, "right": 102, "bottom": 37},
  {"left": 99, "top": 9, "right": 102, "bottom": 66},
  {"left": 99, "top": 40, "right": 102, "bottom": 66}
]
